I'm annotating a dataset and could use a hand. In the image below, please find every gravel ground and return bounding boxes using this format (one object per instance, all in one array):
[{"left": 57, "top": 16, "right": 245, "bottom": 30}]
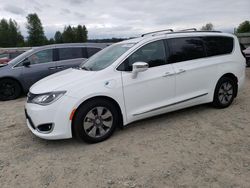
[{"left": 0, "top": 69, "right": 250, "bottom": 188}]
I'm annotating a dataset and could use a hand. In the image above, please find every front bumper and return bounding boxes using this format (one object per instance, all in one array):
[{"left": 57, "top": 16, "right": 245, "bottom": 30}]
[{"left": 25, "top": 95, "right": 78, "bottom": 140}]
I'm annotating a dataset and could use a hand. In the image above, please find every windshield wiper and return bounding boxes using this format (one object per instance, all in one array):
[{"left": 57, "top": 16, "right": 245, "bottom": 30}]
[{"left": 81, "top": 66, "right": 91, "bottom": 71}]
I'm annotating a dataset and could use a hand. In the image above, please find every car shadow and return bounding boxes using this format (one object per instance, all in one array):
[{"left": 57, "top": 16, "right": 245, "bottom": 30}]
[{"left": 122, "top": 103, "right": 212, "bottom": 130}]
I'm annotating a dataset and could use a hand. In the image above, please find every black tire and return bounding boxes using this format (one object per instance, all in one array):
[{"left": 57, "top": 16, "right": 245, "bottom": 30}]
[
  {"left": 212, "top": 77, "right": 237, "bottom": 108},
  {"left": 246, "top": 60, "right": 250, "bottom": 67},
  {"left": 73, "top": 99, "right": 119, "bottom": 143},
  {"left": 0, "top": 79, "right": 22, "bottom": 101}
]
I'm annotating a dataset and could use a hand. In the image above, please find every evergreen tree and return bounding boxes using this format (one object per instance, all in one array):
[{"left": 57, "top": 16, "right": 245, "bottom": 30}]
[
  {"left": 0, "top": 19, "right": 10, "bottom": 47},
  {"left": 75, "top": 25, "right": 84, "bottom": 42},
  {"left": 48, "top": 38, "right": 55, "bottom": 44},
  {"left": 54, "top": 31, "right": 63, "bottom": 43},
  {"left": 0, "top": 18, "right": 24, "bottom": 47},
  {"left": 8, "top": 19, "right": 24, "bottom": 47},
  {"left": 82, "top": 25, "right": 88, "bottom": 42},
  {"left": 26, "top": 13, "right": 46, "bottom": 46},
  {"left": 237, "top": 21, "right": 250, "bottom": 33},
  {"left": 59, "top": 25, "right": 88, "bottom": 43},
  {"left": 62, "top": 26, "right": 75, "bottom": 43}
]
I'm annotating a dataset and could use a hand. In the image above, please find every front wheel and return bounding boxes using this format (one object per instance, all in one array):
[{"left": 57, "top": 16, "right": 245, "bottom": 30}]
[
  {"left": 0, "top": 79, "right": 21, "bottom": 101},
  {"left": 73, "top": 99, "right": 119, "bottom": 143},
  {"left": 212, "top": 77, "right": 237, "bottom": 108}
]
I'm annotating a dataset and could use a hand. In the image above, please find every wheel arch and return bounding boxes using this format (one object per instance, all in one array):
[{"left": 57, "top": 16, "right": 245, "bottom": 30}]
[{"left": 71, "top": 95, "right": 124, "bottom": 137}]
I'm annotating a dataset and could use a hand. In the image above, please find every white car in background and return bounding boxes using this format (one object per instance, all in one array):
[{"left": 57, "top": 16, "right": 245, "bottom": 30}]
[{"left": 25, "top": 29, "right": 246, "bottom": 143}]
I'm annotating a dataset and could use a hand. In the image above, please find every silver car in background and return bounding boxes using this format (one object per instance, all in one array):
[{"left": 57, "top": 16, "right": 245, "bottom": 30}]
[{"left": 0, "top": 43, "right": 110, "bottom": 101}]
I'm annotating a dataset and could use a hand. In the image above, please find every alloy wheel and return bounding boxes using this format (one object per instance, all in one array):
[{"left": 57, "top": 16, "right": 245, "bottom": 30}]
[
  {"left": 218, "top": 82, "right": 233, "bottom": 105},
  {"left": 83, "top": 106, "right": 113, "bottom": 138}
]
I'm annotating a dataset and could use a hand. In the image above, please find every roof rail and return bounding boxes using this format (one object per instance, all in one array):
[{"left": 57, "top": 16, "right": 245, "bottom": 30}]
[
  {"left": 178, "top": 28, "right": 197, "bottom": 32},
  {"left": 141, "top": 29, "right": 173, "bottom": 37},
  {"left": 141, "top": 29, "right": 222, "bottom": 38},
  {"left": 167, "top": 30, "right": 222, "bottom": 35}
]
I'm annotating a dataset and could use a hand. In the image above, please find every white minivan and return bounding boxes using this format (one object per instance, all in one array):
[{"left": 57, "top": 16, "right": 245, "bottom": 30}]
[{"left": 25, "top": 30, "right": 246, "bottom": 143}]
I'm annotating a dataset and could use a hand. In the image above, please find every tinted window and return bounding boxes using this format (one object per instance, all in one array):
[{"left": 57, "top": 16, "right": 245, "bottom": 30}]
[
  {"left": 87, "top": 48, "right": 101, "bottom": 58},
  {"left": 202, "top": 36, "right": 234, "bottom": 56},
  {"left": 28, "top": 49, "right": 53, "bottom": 65},
  {"left": 119, "top": 40, "right": 166, "bottom": 71},
  {"left": 168, "top": 37, "right": 206, "bottom": 63},
  {"left": 58, "top": 47, "right": 83, "bottom": 61}
]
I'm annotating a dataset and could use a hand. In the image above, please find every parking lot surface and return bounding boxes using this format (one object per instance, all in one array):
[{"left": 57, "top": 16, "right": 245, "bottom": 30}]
[{"left": 0, "top": 69, "right": 250, "bottom": 188}]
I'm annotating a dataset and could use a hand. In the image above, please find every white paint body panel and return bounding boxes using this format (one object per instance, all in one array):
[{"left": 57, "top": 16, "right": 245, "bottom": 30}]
[{"left": 25, "top": 32, "right": 246, "bottom": 140}]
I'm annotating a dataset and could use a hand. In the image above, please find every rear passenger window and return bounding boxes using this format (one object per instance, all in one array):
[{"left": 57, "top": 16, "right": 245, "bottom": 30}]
[
  {"left": 168, "top": 37, "right": 206, "bottom": 63},
  {"left": 87, "top": 48, "right": 101, "bottom": 58},
  {"left": 58, "top": 48, "right": 83, "bottom": 61},
  {"left": 202, "top": 36, "right": 234, "bottom": 56}
]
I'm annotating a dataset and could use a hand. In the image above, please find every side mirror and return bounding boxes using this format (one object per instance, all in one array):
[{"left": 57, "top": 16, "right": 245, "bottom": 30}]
[
  {"left": 23, "top": 59, "right": 31, "bottom": 67},
  {"left": 132, "top": 62, "right": 148, "bottom": 78}
]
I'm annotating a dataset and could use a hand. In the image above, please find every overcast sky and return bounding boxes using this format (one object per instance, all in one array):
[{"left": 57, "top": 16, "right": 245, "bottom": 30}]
[{"left": 0, "top": 0, "right": 249, "bottom": 39}]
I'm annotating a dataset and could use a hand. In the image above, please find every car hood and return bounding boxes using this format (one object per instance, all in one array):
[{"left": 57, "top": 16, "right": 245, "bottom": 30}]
[{"left": 30, "top": 68, "right": 96, "bottom": 94}]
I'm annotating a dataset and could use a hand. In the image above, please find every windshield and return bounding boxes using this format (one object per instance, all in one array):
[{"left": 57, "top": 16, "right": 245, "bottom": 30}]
[{"left": 81, "top": 43, "right": 135, "bottom": 71}]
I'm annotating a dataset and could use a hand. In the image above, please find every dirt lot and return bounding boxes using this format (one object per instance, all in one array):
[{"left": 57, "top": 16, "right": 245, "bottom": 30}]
[{"left": 0, "top": 69, "right": 250, "bottom": 188}]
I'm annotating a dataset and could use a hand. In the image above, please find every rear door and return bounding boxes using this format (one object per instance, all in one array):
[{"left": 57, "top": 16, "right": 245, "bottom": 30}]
[
  {"left": 20, "top": 49, "right": 57, "bottom": 88},
  {"left": 167, "top": 37, "right": 213, "bottom": 103},
  {"left": 55, "top": 47, "right": 87, "bottom": 71}
]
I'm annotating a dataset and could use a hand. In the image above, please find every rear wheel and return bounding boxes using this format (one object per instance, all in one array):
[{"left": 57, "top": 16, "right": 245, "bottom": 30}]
[
  {"left": 73, "top": 99, "right": 119, "bottom": 143},
  {"left": 0, "top": 79, "right": 21, "bottom": 101},
  {"left": 246, "top": 59, "right": 250, "bottom": 67},
  {"left": 212, "top": 77, "right": 236, "bottom": 108}
]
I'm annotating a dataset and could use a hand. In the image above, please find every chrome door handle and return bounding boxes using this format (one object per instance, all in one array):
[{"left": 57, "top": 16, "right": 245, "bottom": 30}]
[
  {"left": 57, "top": 66, "right": 65, "bottom": 69},
  {"left": 163, "top": 72, "right": 175, "bottom": 77},
  {"left": 48, "top": 67, "right": 56, "bottom": 70},
  {"left": 176, "top": 69, "right": 186, "bottom": 74}
]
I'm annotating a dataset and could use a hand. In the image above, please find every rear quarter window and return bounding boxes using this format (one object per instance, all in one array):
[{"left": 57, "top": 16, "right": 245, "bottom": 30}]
[{"left": 202, "top": 36, "right": 234, "bottom": 56}]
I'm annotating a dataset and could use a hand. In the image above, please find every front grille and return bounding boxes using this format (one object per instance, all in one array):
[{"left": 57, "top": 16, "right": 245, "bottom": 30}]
[{"left": 27, "top": 92, "right": 37, "bottom": 103}]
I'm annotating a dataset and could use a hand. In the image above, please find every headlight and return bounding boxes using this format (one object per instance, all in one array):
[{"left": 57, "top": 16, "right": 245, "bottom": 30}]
[{"left": 29, "top": 91, "right": 66, "bottom": 105}]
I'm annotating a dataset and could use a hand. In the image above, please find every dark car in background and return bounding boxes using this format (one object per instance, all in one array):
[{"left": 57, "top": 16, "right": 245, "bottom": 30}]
[
  {"left": 243, "top": 47, "right": 250, "bottom": 67},
  {"left": 0, "top": 43, "right": 110, "bottom": 100}
]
